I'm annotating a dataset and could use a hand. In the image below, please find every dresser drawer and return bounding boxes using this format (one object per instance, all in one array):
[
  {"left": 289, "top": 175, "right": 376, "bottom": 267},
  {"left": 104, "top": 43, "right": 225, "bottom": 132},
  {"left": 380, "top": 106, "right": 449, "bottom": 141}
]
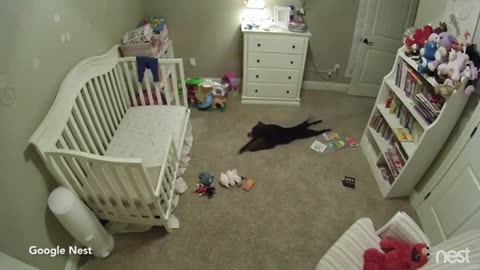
[
  {"left": 247, "top": 68, "right": 300, "bottom": 84},
  {"left": 248, "top": 36, "right": 306, "bottom": 54},
  {"left": 248, "top": 53, "right": 302, "bottom": 69},
  {"left": 247, "top": 83, "right": 297, "bottom": 98}
]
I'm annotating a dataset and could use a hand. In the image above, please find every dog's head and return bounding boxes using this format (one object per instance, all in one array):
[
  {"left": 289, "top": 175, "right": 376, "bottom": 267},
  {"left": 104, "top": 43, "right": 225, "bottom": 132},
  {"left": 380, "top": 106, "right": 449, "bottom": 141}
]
[{"left": 248, "top": 121, "right": 267, "bottom": 138}]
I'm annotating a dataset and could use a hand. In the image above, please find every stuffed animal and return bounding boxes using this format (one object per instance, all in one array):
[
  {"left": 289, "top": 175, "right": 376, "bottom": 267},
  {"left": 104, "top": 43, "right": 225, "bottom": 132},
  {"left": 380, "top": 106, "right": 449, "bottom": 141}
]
[
  {"left": 194, "top": 183, "right": 216, "bottom": 198},
  {"left": 404, "top": 25, "right": 433, "bottom": 56},
  {"left": 363, "top": 238, "right": 430, "bottom": 270},
  {"left": 219, "top": 173, "right": 230, "bottom": 188},
  {"left": 429, "top": 32, "right": 457, "bottom": 72},
  {"left": 434, "top": 79, "right": 456, "bottom": 98},
  {"left": 438, "top": 50, "right": 470, "bottom": 81},
  {"left": 433, "top": 22, "right": 447, "bottom": 34},
  {"left": 226, "top": 169, "right": 242, "bottom": 185},
  {"left": 198, "top": 172, "right": 214, "bottom": 187},
  {"left": 462, "top": 61, "right": 479, "bottom": 96},
  {"left": 419, "top": 37, "right": 438, "bottom": 74}
]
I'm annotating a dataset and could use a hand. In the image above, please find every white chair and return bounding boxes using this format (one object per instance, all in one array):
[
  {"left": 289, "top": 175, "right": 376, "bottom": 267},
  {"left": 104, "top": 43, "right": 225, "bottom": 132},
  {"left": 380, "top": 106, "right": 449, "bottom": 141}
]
[{"left": 315, "top": 212, "right": 480, "bottom": 269}]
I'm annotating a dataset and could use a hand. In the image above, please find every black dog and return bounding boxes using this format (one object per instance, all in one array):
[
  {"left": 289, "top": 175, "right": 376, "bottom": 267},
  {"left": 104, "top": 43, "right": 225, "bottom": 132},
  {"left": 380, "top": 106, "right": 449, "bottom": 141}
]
[{"left": 239, "top": 119, "right": 331, "bottom": 153}]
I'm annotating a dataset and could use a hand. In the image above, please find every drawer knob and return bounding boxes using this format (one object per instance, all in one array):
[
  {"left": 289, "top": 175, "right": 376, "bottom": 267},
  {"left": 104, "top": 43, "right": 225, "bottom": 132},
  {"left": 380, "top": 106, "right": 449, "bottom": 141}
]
[
  {"left": 288, "top": 76, "right": 292, "bottom": 79},
  {"left": 165, "top": 50, "right": 168, "bottom": 54},
  {"left": 257, "top": 43, "right": 261, "bottom": 47},
  {"left": 286, "top": 90, "right": 290, "bottom": 94},
  {"left": 255, "top": 89, "right": 259, "bottom": 93},
  {"left": 290, "top": 61, "right": 294, "bottom": 64},
  {"left": 292, "top": 45, "right": 296, "bottom": 49},
  {"left": 257, "top": 59, "right": 260, "bottom": 63},
  {"left": 256, "top": 75, "right": 259, "bottom": 78}
]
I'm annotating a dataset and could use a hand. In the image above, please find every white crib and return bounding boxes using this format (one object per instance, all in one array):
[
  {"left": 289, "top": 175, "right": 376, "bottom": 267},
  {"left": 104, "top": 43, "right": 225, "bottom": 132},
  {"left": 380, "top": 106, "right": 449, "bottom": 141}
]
[{"left": 29, "top": 46, "right": 192, "bottom": 232}]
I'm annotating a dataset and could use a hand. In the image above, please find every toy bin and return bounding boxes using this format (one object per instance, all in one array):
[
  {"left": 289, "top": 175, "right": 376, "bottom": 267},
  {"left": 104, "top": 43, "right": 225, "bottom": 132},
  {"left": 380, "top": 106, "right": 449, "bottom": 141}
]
[{"left": 119, "top": 38, "right": 161, "bottom": 57}]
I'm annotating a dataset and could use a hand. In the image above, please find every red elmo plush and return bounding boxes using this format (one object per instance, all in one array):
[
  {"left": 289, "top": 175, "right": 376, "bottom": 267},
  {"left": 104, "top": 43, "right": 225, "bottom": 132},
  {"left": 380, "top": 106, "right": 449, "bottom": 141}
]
[
  {"left": 404, "top": 25, "right": 433, "bottom": 54},
  {"left": 363, "top": 238, "right": 429, "bottom": 270}
]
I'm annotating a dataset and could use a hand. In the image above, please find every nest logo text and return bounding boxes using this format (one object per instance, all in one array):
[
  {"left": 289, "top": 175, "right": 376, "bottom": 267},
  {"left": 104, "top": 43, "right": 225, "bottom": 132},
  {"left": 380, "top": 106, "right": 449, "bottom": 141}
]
[{"left": 436, "top": 248, "right": 470, "bottom": 264}]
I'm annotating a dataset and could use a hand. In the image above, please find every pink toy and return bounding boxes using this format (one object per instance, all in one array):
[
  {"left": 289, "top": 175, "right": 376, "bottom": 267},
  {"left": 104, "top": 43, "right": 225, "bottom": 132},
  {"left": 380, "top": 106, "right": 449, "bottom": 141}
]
[
  {"left": 364, "top": 238, "right": 429, "bottom": 270},
  {"left": 221, "top": 72, "right": 240, "bottom": 91},
  {"left": 437, "top": 50, "right": 469, "bottom": 81}
]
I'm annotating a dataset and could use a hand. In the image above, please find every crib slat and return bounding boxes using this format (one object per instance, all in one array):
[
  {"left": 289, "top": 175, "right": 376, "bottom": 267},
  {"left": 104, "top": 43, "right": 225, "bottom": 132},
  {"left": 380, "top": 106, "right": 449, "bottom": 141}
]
[
  {"left": 122, "top": 62, "right": 137, "bottom": 107},
  {"left": 104, "top": 72, "right": 123, "bottom": 121},
  {"left": 97, "top": 166, "right": 127, "bottom": 217},
  {"left": 144, "top": 74, "right": 154, "bottom": 105},
  {"left": 154, "top": 82, "right": 162, "bottom": 105},
  {"left": 72, "top": 103, "right": 99, "bottom": 154},
  {"left": 77, "top": 158, "right": 116, "bottom": 215},
  {"left": 111, "top": 166, "right": 144, "bottom": 218},
  {"left": 77, "top": 91, "right": 105, "bottom": 154},
  {"left": 178, "top": 60, "right": 189, "bottom": 106},
  {"left": 64, "top": 155, "right": 108, "bottom": 214},
  {"left": 126, "top": 167, "right": 155, "bottom": 219},
  {"left": 131, "top": 62, "right": 145, "bottom": 106},
  {"left": 108, "top": 70, "right": 126, "bottom": 115},
  {"left": 160, "top": 65, "right": 172, "bottom": 105},
  {"left": 99, "top": 74, "right": 120, "bottom": 127},
  {"left": 169, "top": 65, "right": 180, "bottom": 106},
  {"left": 63, "top": 125, "right": 81, "bottom": 151},
  {"left": 113, "top": 66, "right": 130, "bottom": 110},
  {"left": 49, "top": 155, "right": 90, "bottom": 203},
  {"left": 93, "top": 77, "right": 116, "bottom": 134},
  {"left": 68, "top": 116, "right": 90, "bottom": 153},
  {"left": 82, "top": 84, "right": 109, "bottom": 146}
]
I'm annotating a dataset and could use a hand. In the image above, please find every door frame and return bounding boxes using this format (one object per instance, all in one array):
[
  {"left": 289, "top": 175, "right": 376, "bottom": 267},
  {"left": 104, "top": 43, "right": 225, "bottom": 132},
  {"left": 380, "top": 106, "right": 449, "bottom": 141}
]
[{"left": 410, "top": 99, "right": 480, "bottom": 209}]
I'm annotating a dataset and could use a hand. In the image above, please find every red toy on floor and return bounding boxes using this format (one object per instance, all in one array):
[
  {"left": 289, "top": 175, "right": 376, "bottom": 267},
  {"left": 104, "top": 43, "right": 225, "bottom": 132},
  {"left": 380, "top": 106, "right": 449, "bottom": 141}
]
[{"left": 363, "top": 238, "right": 429, "bottom": 270}]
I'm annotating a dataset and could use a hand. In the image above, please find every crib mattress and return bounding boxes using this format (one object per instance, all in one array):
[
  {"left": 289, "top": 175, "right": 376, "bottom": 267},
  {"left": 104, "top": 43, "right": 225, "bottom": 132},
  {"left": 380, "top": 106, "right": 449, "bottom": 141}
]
[{"left": 105, "top": 105, "right": 187, "bottom": 169}]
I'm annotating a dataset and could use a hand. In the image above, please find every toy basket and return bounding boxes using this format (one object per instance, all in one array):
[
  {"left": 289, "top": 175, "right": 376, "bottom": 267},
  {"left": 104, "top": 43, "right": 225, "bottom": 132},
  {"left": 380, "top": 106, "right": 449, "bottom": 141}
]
[{"left": 122, "top": 24, "right": 153, "bottom": 45}]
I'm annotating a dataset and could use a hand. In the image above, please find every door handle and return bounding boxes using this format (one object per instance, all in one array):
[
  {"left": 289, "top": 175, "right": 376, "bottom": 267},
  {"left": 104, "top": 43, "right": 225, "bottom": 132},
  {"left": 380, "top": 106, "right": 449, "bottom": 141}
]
[{"left": 362, "top": 38, "right": 374, "bottom": 46}]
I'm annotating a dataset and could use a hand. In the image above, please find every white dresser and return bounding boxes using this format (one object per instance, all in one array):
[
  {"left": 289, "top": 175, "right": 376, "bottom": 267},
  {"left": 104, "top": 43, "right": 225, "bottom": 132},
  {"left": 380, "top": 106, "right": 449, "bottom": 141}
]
[{"left": 241, "top": 25, "right": 311, "bottom": 105}]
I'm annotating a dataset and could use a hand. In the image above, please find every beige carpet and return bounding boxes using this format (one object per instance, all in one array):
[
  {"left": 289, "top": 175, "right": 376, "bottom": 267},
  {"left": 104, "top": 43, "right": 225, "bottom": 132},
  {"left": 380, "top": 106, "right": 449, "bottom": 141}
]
[{"left": 84, "top": 90, "right": 417, "bottom": 270}]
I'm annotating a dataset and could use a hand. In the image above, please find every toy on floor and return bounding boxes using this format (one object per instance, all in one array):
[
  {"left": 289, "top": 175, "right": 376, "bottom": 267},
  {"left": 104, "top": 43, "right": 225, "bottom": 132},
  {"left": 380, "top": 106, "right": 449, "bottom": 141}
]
[
  {"left": 221, "top": 72, "right": 240, "bottom": 92},
  {"left": 363, "top": 238, "right": 429, "bottom": 270},
  {"left": 219, "top": 169, "right": 244, "bottom": 188},
  {"left": 242, "top": 178, "right": 255, "bottom": 191},
  {"left": 195, "top": 172, "right": 216, "bottom": 198}
]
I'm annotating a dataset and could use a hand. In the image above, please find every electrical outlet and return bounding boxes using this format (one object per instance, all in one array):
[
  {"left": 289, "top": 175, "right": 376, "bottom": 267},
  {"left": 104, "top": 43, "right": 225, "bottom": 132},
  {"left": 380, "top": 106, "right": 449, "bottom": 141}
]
[
  {"left": 334, "top": 64, "right": 340, "bottom": 72},
  {"left": 189, "top": 58, "right": 196, "bottom": 67}
]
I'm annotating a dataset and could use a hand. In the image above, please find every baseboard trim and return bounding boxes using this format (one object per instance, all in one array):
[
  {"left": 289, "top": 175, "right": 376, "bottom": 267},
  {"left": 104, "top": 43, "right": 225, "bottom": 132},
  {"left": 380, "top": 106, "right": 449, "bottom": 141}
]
[
  {"left": 302, "top": 81, "right": 350, "bottom": 93},
  {"left": 64, "top": 242, "right": 82, "bottom": 270}
]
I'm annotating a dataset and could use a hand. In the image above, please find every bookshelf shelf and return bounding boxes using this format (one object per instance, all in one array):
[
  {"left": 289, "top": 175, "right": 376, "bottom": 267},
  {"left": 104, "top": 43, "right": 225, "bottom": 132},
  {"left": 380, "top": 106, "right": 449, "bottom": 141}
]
[
  {"left": 385, "top": 79, "right": 429, "bottom": 129},
  {"left": 361, "top": 47, "right": 470, "bottom": 199},
  {"left": 376, "top": 105, "right": 416, "bottom": 157}
]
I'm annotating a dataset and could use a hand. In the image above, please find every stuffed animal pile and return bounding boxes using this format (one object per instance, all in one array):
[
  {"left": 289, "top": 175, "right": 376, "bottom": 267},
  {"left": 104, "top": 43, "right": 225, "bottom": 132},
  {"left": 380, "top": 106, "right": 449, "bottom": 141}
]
[{"left": 405, "top": 23, "right": 480, "bottom": 97}]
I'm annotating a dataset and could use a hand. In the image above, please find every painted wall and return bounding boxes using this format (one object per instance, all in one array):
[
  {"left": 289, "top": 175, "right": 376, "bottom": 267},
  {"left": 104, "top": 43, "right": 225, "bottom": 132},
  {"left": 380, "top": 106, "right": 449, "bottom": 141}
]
[
  {"left": 141, "top": 0, "right": 358, "bottom": 83},
  {"left": 0, "top": 1, "right": 143, "bottom": 269},
  {"left": 412, "top": 0, "right": 480, "bottom": 204}
]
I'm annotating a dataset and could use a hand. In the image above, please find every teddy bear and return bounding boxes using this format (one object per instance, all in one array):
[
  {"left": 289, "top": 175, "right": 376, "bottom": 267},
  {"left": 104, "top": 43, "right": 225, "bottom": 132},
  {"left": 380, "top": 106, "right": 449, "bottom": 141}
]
[
  {"left": 434, "top": 79, "right": 457, "bottom": 98},
  {"left": 363, "top": 238, "right": 430, "bottom": 270},
  {"left": 437, "top": 50, "right": 470, "bottom": 81},
  {"left": 219, "top": 169, "right": 243, "bottom": 188},
  {"left": 428, "top": 32, "right": 457, "bottom": 73}
]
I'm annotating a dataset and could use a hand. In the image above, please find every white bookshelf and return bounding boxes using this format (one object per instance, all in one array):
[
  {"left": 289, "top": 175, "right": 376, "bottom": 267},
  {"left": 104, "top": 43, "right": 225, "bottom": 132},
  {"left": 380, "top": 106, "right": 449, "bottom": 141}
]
[{"left": 361, "top": 47, "right": 469, "bottom": 198}]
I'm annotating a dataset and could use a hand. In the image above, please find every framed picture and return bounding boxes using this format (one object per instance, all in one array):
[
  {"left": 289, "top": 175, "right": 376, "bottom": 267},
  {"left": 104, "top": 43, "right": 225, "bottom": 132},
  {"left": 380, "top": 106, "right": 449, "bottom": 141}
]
[{"left": 274, "top": 6, "right": 290, "bottom": 27}]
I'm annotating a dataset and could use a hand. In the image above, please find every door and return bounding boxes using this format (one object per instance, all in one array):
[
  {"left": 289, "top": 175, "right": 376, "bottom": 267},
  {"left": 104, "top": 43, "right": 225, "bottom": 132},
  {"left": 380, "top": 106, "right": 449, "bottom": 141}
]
[
  {"left": 348, "top": 0, "right": 418, "bottom": 97},
  {"left": 417, "top": 125, "right": 480, "bottom": 245}
]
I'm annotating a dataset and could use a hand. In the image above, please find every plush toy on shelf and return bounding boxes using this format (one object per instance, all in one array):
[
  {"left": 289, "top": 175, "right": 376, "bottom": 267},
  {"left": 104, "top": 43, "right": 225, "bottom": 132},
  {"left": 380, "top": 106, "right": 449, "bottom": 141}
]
[
  {"left": 429, "top": 32, "right": 457, "bottom": 73},
  {"left": 363, "top": 238, "right": 430, "bottom": 270},
  {"left": 404, "top": 25, "right": 433, "bottom": 56},
  {"left": 434, "top": 79, "right": 457, "bottom": 98},
  {"left": 419, "top": 36, "right": 438, "bottom": 74},
  {"left": 433, "top": 22, "right": 448, "bottom": 34},
  {"left": 437, "top": 50, "right": 470, "bottom": 81}
]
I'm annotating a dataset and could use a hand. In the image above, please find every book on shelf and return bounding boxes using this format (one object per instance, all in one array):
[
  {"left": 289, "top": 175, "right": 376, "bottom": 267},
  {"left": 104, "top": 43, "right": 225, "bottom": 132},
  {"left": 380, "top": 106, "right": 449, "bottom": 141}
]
[
  {"left": 393, "top": 128, "right": 414, "bottom": 142},
  {"left": 379, "top": 167, "right": 394, "bottom": 184},
  {"left": 393, "top": 140, "right": 409, "bottom": 160}
]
